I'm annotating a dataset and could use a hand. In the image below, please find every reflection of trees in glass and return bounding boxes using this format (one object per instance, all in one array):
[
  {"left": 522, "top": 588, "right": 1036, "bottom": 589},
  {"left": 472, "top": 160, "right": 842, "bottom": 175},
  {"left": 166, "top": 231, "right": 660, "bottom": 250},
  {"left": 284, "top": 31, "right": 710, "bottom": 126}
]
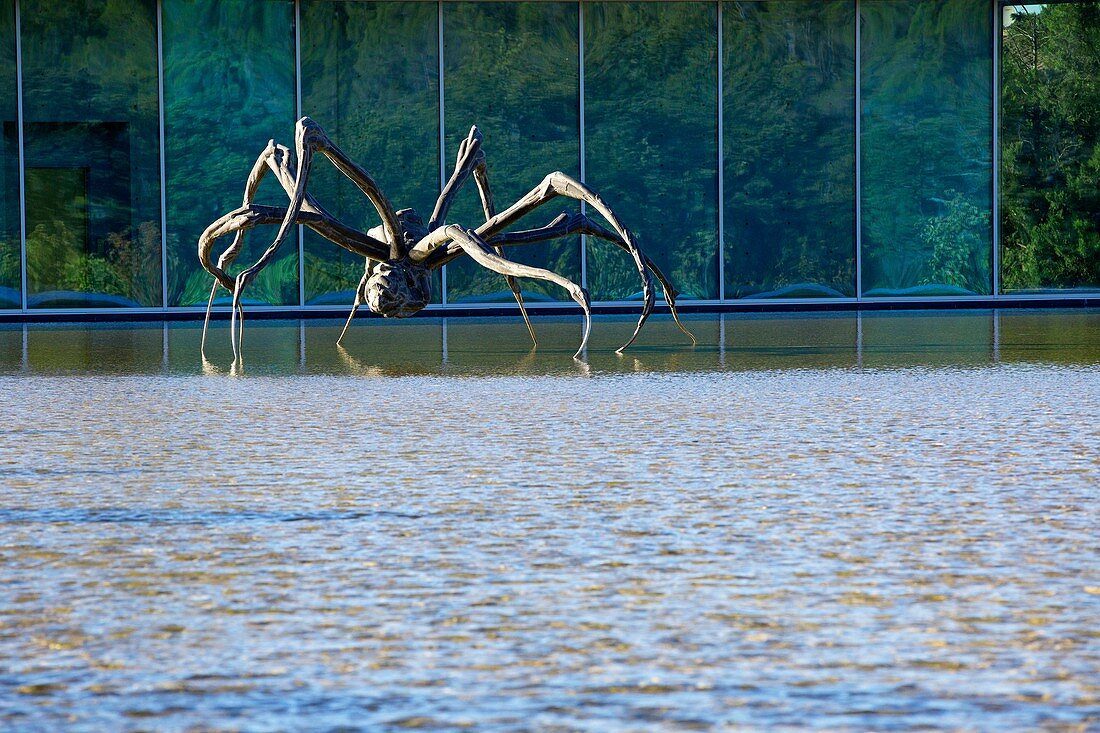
[
  {"left": 301, "top": 1, "right": 440, "bottom": 305},
  {"left": 861, "top": 0, "right": 992, "bottom": 296},
  {"left": 584, "top": 2, "right": 719, "bottom": 301},
  {"left": 920, "top": 189, "right": 989, "bottom": 292},
  {"left": 21, "top": 0, "right": 162, "bottom": 307},
  {"left": 723, "top": 1, "right": 855, "bottom": 299},
  {"left": 444, "top": 2, "right": 579, "bottom": 303},
  {"left": 1002, "top": 2, "right": 1100, "bottom": 291},
  {"left": 164, "top": 0, "right": 298, "bottom": 307},
  {"left": 0, "top": 0, "right": 18, "bottom": 306}
]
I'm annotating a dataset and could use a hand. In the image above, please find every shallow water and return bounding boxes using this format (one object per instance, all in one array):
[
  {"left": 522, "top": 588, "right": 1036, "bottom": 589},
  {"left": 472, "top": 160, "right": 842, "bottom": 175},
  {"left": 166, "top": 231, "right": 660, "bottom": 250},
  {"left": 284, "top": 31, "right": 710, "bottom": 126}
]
[{"left": 1, "top": 311, "right": 1098, "bottom": 731}]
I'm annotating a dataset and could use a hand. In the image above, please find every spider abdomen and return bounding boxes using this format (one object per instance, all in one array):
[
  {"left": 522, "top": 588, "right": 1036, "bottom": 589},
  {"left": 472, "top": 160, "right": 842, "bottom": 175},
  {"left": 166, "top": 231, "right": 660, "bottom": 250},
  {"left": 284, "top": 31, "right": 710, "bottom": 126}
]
[{"left": 365, "top": 260, "right": 432, "bottom": 318}]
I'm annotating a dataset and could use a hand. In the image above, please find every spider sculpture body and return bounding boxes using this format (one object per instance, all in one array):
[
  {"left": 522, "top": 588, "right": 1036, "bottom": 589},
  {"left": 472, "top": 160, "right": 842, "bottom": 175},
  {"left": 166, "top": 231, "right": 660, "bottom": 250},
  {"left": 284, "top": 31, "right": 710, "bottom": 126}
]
[{"left": 198, "top": 117, "right": 694, "bottom": 359}]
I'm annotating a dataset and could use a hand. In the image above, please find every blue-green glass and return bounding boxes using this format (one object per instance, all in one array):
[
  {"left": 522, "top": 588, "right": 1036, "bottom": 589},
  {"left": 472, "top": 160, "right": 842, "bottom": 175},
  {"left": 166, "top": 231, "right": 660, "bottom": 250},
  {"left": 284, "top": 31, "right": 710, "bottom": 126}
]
[
  {"left": 21, "top": 0, "right": 162, "bottom": 308},
  {"left": 164, "top": 0, "right": 298, "bottom": 307},
  {"left": 860, "top": 0, "right": 993, "bottom": 296},
  {"left": 300, "top": 1, "right": 440, "bottom": 305},
  {"left": 443, "top": 2, "right": 580, "bottom": 304},
  {"left": 584, "top": 3, "right": 719, "bottom": 301},
  {"left": 1001, "top": 2, "right": 1100, "bottom": 292},
  {"left": 723, "top": 1, "right": 856, "bottom": 299},
  {"left": 0, "top": 0, "right": 17, "bottom": 307}
]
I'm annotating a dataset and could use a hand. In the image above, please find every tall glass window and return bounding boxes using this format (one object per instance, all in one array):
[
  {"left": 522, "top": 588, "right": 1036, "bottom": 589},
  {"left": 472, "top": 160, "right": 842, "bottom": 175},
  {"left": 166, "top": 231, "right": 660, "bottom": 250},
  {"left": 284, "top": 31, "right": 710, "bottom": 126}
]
[
  {"left": 300, "top": 1, "right": 439, "bottom": 306},
  {"left": 723, "top": 1, "right": 856, "bottom": 299},
  {"left": 21, "top": 0, "right": 162, "bottom": 308},
  {"left": 164, "top": 0, "right": 297, "bottom": 307},
  {"left": 443, "top": 2, "right": 580, "bottom": 304},
  {"left": 584, "top": 2, "right": 719, "bottom": 302},
  {"left": 861, "top": 0, "right": 993, "bottom": 297},
  {"left": 0, "top": 0, "right": 18, "bottom": 308},
  {"left": 1001, "top": 2, "right": 1100, "bottom": 292}
]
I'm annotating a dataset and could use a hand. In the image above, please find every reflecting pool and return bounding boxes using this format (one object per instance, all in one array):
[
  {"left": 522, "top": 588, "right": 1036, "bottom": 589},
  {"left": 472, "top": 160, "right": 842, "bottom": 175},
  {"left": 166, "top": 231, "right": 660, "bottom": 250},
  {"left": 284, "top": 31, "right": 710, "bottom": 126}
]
[{"left": 1, "top": 311, "right": 1098, "bottom": 730}]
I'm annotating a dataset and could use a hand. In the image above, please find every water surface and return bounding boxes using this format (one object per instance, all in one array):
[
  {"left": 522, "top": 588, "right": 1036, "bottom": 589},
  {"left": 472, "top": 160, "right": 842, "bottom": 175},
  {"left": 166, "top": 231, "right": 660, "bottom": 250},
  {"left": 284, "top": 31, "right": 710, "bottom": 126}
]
[{"left": 1, "top": 311, "right": 1098, "bottom": 731}]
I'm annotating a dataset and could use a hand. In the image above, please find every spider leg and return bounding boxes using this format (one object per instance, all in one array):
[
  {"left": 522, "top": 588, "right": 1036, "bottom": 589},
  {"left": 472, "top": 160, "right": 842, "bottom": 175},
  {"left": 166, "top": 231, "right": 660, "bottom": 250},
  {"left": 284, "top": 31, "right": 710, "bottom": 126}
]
[
  {"left": 287, "top": 117, "right": 403, "bottom": 257},
  {"left": 337, "top": 290, "right": 362, "bottom": 345},
  {"left": 218, "top": 117, "right": 401, "bottom": 354},
  {"left": 200, "top": 118, "right": 399, "bottom": 355},
  {"left": 199, "top": 204, "right": 388, "bottom": 289},
  {"left": 202, "top": 140, "right": 316, "bottom": 354},
  {"left": 429, "top": 126, "right": 485, "bottom": 230},
  {"left": 198, "top": 203, "right": 389, "bottom": 356},
  {"left": 337, "top": 261, "right": 374, "bottom": 345},
  {"left": 486, "top": 212, "right": 696, "bottom": 346},
  {"left": 284, "top": 117, "right": 404, "bottom": 343},
  {"left": 201, "top": 142, "right": 273, "bottom": 354},
  {"left": 411, "top": 172, "right": 654, "bottom": 353},
  {"left": 430, "top": 126, "right": 536, "bottom": 346},
  {"left": 445, "top": 225, "right": 591, "bottom": 359},
  {"left": 470, "top": 140, "right": 537, "bottom": 347},
  {"left": 229, "top": 116, "right": 402, "bottom": 281},
  {"left": 471, "top": 155, "right": 495, "bottom": 221}
]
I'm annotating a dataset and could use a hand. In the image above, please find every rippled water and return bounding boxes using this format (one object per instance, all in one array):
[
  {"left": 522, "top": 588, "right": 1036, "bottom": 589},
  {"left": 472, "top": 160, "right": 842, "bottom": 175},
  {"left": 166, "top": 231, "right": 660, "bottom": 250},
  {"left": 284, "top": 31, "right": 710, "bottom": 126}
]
[{"left": 1, "top": 311, "right": 1098, "bottom": 731}]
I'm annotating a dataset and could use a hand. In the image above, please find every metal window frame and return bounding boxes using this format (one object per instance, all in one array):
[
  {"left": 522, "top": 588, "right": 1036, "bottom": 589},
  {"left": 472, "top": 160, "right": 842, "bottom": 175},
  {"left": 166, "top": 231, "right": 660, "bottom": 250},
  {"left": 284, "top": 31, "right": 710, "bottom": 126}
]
[
  {"left": 295, "top": 0, "right": 305, "bottom": 307},
  {"left": 716, "top": 1, "right": 725, "bottom": 301},
  {"left": 992, "top": 0, "right": 1001, "bottom": 296},
  {"left": 14, "top": 0, "right": 26, "bottom": 312},
  {"left": 855, "top": 0, "right": 863, "bottom": 300},
  {"left": 157, "top": 0, "right": 168, "bottom": 310},
  {"left": 438, "top": 0, "right": 447, "bottom": 306},
  {"left": 578, "top": 3, "right": 587, "bottom": 290}
]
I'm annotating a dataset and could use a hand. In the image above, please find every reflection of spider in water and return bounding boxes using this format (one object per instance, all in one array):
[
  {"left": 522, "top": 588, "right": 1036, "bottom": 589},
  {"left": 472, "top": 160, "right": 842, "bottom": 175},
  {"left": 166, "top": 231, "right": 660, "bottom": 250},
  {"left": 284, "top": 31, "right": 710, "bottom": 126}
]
[{"left": 198, "top": 117, "right": 695, "bottom": 359}]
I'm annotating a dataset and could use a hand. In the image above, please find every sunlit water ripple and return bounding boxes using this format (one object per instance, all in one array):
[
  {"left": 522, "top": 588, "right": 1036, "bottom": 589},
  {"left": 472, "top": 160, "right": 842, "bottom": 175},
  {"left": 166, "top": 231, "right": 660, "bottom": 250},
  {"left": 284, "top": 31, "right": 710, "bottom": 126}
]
[{"left": 0, "top": 312, "right": 1097, "bottom": 731}]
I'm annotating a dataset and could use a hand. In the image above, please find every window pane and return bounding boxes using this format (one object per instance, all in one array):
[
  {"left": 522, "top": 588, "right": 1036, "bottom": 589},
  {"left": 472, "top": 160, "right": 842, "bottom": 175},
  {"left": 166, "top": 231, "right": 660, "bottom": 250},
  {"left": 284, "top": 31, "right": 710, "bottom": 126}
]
[
  {"left": 1001, "top": 2, "right": 1100, "bottom": 292},
  {"left": 861, "top": 0, "right": 992, "bottom": 297},
  {"left": 0, "top": 0, "right": 17, "bottom": 307},
  {"left": 164, "top": 0, "right": 298, "bottom": 307},
  {"left": 443, "top": 2, "right": 580, "bottom": 304},
  {"left": 723, "top": 1, "right": 856, "bottom": 299},
  {"left": 300, "top": 1, "right": 440, "bottom": 306},
  {"left": 584, "top": 3, "right": 719, "bottom": 301},
  {"left": 22, "top": 0, "right": 161, "bottom": 308}
]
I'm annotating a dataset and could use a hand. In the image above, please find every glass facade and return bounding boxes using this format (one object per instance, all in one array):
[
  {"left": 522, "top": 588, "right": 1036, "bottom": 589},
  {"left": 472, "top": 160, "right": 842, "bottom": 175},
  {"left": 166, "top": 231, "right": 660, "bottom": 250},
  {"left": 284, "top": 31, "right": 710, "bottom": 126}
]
[
  {"left": 1000, "top": 2, "right": 1100, "bottom": 292},
  {"left": 444, "top": 1, "right": 580, "bottom": 303},
  {"left": 723, "top": 0, "right": 856, "bottom": 299},
  {"left": 21, "top": 0, "right": 161, "bottom": 308},
  {"left": 0, "top": 1, "right": 1093, "bottom": 315},
  {"left": 584, "top": 2, "right": 719, "bottom": 301},
  {"left": 164, "top": 0, "right": 298, "bottom": 307},
  {"left": 0, "top": 1, "right": 17, "bottom": 307},
  {"left": 861, "top": 0, "right": 993, "bottom": 297},
  {"left": 301, "top": 0, "right": 440, "bottom": 305}
]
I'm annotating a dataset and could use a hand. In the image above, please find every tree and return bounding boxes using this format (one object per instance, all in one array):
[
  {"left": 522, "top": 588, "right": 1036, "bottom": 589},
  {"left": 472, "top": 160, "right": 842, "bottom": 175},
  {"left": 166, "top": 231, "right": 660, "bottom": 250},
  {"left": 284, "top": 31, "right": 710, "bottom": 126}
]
[{"left": 1002, "top": 2, "right": 1100, "bottom": 291}]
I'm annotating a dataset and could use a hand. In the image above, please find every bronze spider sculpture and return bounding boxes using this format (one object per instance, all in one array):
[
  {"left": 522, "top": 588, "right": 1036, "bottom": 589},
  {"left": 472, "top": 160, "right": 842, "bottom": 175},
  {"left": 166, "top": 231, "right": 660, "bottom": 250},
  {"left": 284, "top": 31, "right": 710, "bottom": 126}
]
[{"left": 198, "top": 117, "right": 695, "bottom": 359}]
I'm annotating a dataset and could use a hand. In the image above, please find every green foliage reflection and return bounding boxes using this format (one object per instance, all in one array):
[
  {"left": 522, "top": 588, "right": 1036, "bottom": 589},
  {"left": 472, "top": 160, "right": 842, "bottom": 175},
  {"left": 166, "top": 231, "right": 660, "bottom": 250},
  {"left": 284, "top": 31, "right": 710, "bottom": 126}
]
[
  {"left": 300, "top": 1, "right": 440, "bottom": 305},
  {"left": 921, "top": 190, "right": 988, "bottom": 293},
  {"left": 861, "top": 0, "right": 992, "bottom": 296},
  {"left": 21, "top": 0, "right": 162, "bottom": 307},
  {"left": 443, "top": 2, "right": 580, "bottom": 303},
  {"left": 584, "top": 2, "right": 719, "bottom": 301},
  {"left": 163, "top": 0, "right": 298, "bottom": 307},
  {"left": 723, "top": 1, "right": 856, "bottom": 299},
  {"left": 0, "top": 0, "right": 17, "bottom": 306}
]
